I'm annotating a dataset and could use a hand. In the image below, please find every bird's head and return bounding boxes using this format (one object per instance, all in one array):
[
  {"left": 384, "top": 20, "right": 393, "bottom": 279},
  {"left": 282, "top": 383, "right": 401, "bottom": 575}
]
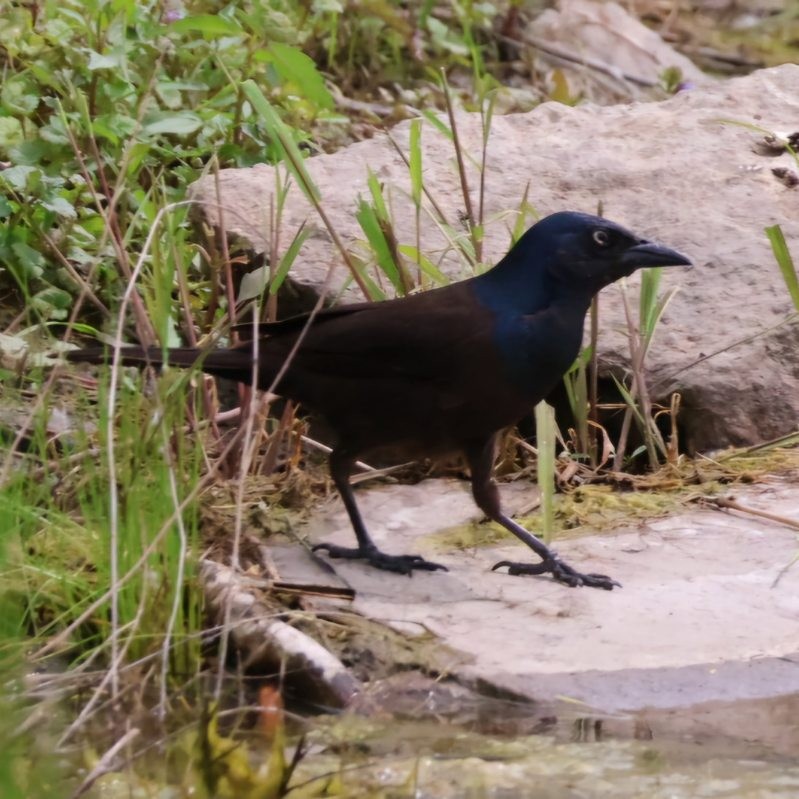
[
  {"left": 527, "top": 211, "right": 691, "bottom": 291},
  {"left": 475, "top": 211, "right": 691, "bottom": 314}
]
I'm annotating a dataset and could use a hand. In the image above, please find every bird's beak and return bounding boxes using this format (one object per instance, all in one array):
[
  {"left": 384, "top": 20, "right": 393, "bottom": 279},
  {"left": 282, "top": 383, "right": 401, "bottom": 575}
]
[{"left": 622, "top": 241, "right": 692, "bottom": 269}]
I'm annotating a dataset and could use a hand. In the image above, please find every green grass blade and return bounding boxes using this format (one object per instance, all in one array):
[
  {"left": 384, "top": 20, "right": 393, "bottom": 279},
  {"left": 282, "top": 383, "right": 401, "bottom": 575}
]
[
  {"left": 169, "top": 14, "right": 242, "bottom": 37},
  {"left": 409, "top": 118, "right": 423, "bottom": 208},
  {"left": 421, "top": 109, "right": 452, "bottom": 139},
  {"left": 766, "top": 224, "right": 799, "bottom": 311},
  {"left": 611, "top": 374, "right": 646, "bottom": 426},
  {"left": 242, "top": 80, "right": 321, "bottom": 204},
  {"left": 642, "top": 287, "right": 679, "bottom": 354},
  {"left": 510, "top": 182, "right": 537, "bottom": 244},
  {"left": 269, "top": 222, "right": 312, "bottom": 295},
  {"left": 535, "top": 401, "right": 556, "bottom": 544},
  {"left": 267, "top": 43, "right": 334, "bottom": 111},
  {"left": 639, "top": 267, "right": 663, "bottom": 335},
  {"left": 366, "top": 169, "right": 390, "bottom": 222},
  {"left": 356, "top": 199, "right": 402, "bottom": 292},
  {"left": 397, "top": 245, "right": 448, "bottom": 285}
]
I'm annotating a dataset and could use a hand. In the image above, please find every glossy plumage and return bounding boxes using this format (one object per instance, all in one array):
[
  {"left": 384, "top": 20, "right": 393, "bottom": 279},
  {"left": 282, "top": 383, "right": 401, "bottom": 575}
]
[{"left": 68, "top": 211, "right": 690, "bottom": 588}]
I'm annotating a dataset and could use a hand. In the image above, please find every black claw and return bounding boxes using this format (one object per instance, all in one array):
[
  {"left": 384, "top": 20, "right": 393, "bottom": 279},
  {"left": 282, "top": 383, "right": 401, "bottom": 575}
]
[
  {"left": 492, "top": 559, "right": 549, "bottom": 576},
  {"left": 492, "top": 557, "right": 620, "bottom": 590},
  {"left": 313, "top": 542, "right": 447, "bottom": 575}
]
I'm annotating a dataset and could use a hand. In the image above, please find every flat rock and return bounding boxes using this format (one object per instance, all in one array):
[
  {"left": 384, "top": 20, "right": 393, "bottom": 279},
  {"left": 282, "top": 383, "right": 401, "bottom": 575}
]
[
  {"left": 289, "top": 473, "right": 799, "bottom": 713},
  {"left": 191, "top": 64, "right": 799, "bottom": 450}
]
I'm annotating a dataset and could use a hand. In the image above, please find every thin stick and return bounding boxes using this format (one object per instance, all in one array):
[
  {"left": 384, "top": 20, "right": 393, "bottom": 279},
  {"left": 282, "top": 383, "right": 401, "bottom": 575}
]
[
  {"left": 157, "top": 427, "right": 191, "bottom": 717},
  {"left": 441, "top": 69, "right": 476, "bottom": 235},
  {"left": 703, "top": 496, "right": 799, "bottom": 532},
  {"left": 214, "top": 304, "right": 265, "bottom": 703},
  {"left": 70, "top": 727, "right": 140, "bottom": 799},
  {"left": 588, "top": 296, "right": 599, "bottom": 467}
]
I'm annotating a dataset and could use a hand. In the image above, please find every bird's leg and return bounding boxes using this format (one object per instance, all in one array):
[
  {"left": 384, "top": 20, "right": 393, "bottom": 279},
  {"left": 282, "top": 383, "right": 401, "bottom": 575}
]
[
  {"left": 312, "top": 449, "right": 447, "bottom": 576},
  {"left": 465, "top": 437, "right": 619, "bottom": 590}
]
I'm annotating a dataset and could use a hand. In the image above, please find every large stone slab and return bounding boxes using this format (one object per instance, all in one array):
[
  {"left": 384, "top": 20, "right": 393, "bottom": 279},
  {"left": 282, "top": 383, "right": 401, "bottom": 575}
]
[
  {"left": 191, "top": 65, "right": 799, "bottom": 449},
  {"left": 293, "top": 474, "right": 799, "bottom": 712}
]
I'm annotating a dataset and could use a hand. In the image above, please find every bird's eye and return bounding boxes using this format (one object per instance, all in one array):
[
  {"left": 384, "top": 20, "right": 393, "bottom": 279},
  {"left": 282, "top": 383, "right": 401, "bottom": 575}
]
[{"left": 592, "top": 229, "right": 611, "bottom": 247}]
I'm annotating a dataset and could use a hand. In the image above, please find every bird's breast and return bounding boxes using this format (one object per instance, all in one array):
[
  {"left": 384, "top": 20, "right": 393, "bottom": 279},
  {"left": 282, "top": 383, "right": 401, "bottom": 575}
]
[{"left": 492, "top": 305, "right": 587, "bottom": 404}]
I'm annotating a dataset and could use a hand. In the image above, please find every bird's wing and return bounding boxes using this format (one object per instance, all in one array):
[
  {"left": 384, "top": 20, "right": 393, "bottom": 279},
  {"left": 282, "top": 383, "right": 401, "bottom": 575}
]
[
  {"left": 231, "top": 302, "right": 375, "bottom": 338},
  {"left": 254, "top": 282, "right": 492, "bottom": 383}
]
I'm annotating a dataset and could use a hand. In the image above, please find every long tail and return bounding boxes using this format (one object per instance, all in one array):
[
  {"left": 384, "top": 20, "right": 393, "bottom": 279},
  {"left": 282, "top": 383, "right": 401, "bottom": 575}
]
[{"left": 66, "top": 345, "right": 262, "bottom": 385}]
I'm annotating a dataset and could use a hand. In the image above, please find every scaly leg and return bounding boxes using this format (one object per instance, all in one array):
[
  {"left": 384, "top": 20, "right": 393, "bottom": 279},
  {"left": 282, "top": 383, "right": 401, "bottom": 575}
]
[
  {"left": 465, "top": 436, "right": 619, "bottom": 590},
  {"left": 312, "top": 448, "right": 447, "bottom": 575}
]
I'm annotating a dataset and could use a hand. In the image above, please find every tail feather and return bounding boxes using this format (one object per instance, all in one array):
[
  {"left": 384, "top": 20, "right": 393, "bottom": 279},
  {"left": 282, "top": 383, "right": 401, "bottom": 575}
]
[
  {"left": 66, "top": 345, "right": 263, "bottom": 385},
  {"left": 66, "top": 345, "right": 200, "bottom": 367}
]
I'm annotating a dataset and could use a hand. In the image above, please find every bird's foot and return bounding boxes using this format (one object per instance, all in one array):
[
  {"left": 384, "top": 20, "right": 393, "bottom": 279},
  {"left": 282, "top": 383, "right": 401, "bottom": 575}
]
[
  {"left": 313, "top": 543, "right": 447, "bottom": 576},
  {"left": 492, "top": 556, "right": 620, "bottom": 590}
]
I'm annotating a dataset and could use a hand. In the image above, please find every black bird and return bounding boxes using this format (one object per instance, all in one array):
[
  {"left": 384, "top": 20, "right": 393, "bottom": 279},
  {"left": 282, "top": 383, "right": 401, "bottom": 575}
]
[{"left": 68, "top": 212, "right": 690, "bottom": 589}]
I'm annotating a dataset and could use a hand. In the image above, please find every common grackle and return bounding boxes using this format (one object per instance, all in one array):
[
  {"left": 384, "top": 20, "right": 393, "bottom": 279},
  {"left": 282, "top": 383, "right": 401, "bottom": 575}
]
[{"left": 68, "top": 212, "right": 690, "bottom": 589}]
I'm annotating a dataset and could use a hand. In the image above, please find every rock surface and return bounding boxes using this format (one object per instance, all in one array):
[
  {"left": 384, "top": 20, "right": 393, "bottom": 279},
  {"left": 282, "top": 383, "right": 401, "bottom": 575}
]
[
  {"left": 526, "top": 0, "right": 708, "bottom": 89},
  {"left": 191, "top": 65, "right": 799, "bottom": 449},
  {"left": 285, "top": 473, "right": 799, "bottom": 713}
]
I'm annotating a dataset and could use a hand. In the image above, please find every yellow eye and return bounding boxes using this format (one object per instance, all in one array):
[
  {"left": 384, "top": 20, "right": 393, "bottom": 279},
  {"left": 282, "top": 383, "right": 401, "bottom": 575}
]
[{"left": 593, "top": 229, "right": 611, "bottom": 246}]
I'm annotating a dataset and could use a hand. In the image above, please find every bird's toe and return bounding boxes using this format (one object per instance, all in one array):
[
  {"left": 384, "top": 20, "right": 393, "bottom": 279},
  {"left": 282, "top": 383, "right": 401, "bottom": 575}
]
[
  {"left": 491, "top": 560, "right": 549, "bottom": 576},
  {"left": 313, "top": 542, "right": 447, "bottom": 575},
  {"left": 372, "top": 553, "right": 447, "bottom": 574},
  {"left": 577, "top": 572, "right": 621, "bottom": 591},
  {"left": 549, "top": 560, "right": 620, "bottom": 590},
  {"left": 492, "top": 557, "right": 620, "bottom": 590},
  {"left": 311, "top": 542, "right": 362, "bottom": 560}
]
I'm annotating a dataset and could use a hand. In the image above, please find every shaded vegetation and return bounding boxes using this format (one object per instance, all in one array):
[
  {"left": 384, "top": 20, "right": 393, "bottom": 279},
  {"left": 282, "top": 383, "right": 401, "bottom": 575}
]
[{"left": 2, "top": 1, "right": 798, "bottom": 796}]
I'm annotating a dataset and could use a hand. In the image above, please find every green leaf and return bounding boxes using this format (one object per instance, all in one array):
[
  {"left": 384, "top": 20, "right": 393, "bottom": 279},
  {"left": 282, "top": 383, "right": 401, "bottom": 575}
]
[
  {"left": 68, "top": 322, "right": 101, "bottom": 336},
  {"left": 510, "top": 183, "right": 537, "bottom": 244},
  {"left": 639, "top": 267, "right": 662, "bottom": 334},
  {"left": 549, "top": 69, "right": 574, "bottom": 105},
  {"left": 356, "top": 198, "right": 402, "bottom": 292},
  {"left": 41, "top": 196, "right": 77, "bottom": 218},
  {"left": 93, "top": 113, "right": 138, "bottom": 144},
  {"left": 567, "top": 345, "right": 594, "bottom": 374},
  {"left": 38, "top": 117, "right": 71, "bottom": 145},
  {"left": 32, "top": 286, "right": 72, "bottom": 320},
  {"left": 344, "top": 254, "right": 385, "bottom": 301},
  {"left": 242, "top": 80, "right": 321, "bottom": 203},
  {"left": 535, "top": 401, "right": 556, "bottom": 544},
  {"left": 87, "top": 51, "right": 121, "bottom": 71},
  {"left": 155, "top": 80, "right": 184, "bottom": 110},
  {"left": 143, "top": 113, "right": 203, "bottom": 137},
  {"left": 267, "top": 43, "right": 333, "bottom": 110},
  {"left": 1, "top": 74, "right": 38, "bottom": 116},
  {"left": 366, "top": 169, "right": 389, "bottom": 222},
  {"left": 421, "top": 109, "right": 452, "bottom": 140},
  {"left": 168, "top": 15, "right": 242, "bottom": 37},
  {"left": 766, "top": 224, "right": 799, "bottom": 312},
  {"left": 313, "top": 0, "right": 343, "bottom": 11},
  {"left": 611, "top": 375, "right": 645, "bottom": 426},
  {"left": 1, "top": 164, "right": 38, "bottom": 191},
  {"left": 426, "top": 17, "right": 469, "bottom": 56},
  {"left": 9, "top": 139, "right": 51, "bottom": 166},
  {"left": 0, "top": 117, "right": 24, "bottom": 154},
  {"left": 397, "top": 244, "right": 448, "bottom": 285},
  {"left": 409, "top": 118, "right": 422, "bottom": 207},
  {"left": 0, "top": 196, "right": 13, "bottom": 218},
  {"left": 270, "top": 223, "right": 312, "bottom": 295},
  {"left": 11, "top": 241, "right": 45, "bottom": 278},
  {"left": 641, "top": 288, "right": 678, "bottom": 354},
  {"left": 237, "top": 267, "right": 268, "bottom": 303},
  {"left": 0, "top": 8, "right": 34, "bottom": 59}
]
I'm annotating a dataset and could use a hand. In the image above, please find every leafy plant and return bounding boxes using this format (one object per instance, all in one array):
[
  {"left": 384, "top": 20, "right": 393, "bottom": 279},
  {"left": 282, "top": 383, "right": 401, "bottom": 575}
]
[{"left": 614, "top": 268, "right": 679, "bottom": 470}]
